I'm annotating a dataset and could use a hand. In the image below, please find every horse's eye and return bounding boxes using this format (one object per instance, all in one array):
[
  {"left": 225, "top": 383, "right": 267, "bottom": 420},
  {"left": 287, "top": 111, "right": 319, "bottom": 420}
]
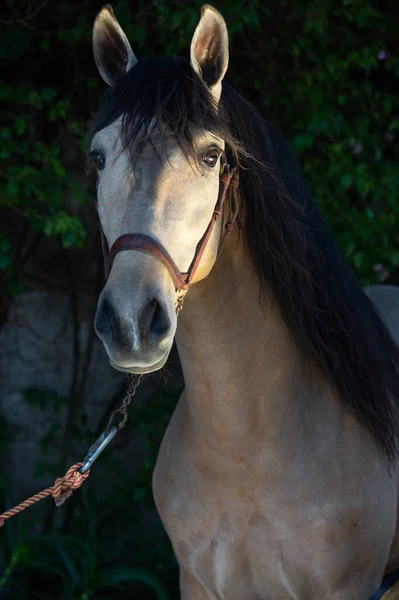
[
  {"left": 203, "top": 149, "right": 220, "bottom": 168},
  {"left": 90, "top": 151, "right": 105, "bottom": 171}
]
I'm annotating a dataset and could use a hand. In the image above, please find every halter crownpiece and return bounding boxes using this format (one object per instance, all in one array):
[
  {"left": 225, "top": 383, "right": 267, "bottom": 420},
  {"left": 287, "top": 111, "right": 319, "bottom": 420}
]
[{"left": 99, "top": 163, "right": 239, "bottom": 313}]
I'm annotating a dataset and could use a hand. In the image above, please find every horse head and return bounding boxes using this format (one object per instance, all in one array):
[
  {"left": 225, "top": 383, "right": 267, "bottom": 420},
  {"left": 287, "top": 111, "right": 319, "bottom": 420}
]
[{"left": 91, "top": 5, "right": 235, "bottom": 374}]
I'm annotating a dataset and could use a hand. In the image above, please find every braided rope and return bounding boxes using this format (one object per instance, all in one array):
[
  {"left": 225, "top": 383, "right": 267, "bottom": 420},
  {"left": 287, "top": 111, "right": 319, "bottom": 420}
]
[{"left": 0, "top": 463, "right": 90, "bottom": 527}]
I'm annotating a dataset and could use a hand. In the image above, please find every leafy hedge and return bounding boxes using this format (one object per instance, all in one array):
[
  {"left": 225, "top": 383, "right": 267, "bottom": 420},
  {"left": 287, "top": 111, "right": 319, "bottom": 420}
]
[{"left": 1, "top": 0, "right": 398, "bottom": 288}]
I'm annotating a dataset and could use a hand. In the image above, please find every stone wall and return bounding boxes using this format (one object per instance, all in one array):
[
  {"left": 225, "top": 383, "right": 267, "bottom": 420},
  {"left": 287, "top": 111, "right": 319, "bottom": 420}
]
[{"left": 0, "top": 288, "right": 182, "bottom": 555}]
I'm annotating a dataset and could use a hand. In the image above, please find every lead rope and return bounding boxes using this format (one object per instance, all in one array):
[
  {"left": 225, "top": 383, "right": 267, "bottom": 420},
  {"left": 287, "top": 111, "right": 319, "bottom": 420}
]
[{"left": 0, "top": 375, "right": 142, "bottom": 527}]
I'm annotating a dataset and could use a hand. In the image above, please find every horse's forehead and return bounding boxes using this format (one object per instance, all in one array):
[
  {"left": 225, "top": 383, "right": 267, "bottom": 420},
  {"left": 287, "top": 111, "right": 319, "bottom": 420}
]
[
  {"left": 91, "top": 116, "right": 225, "bottom": 162},
  {"left": 92, "top": 116, "right": 123, "bottom": 153}
]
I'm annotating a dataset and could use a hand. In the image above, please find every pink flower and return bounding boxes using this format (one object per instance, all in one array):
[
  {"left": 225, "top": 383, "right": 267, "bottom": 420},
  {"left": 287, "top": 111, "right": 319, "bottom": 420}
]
[
  {"left": 377, "top": 50, "right": 387, "bottom": 61},
  {"left": 373, "top": 263, "right": 390, "bottom": 282},
  {"left": 384, "top": 132, "right": 395, "bottom": 142},
  {"left": 349, "top": 139, "right": 363, "bottom": 154}
]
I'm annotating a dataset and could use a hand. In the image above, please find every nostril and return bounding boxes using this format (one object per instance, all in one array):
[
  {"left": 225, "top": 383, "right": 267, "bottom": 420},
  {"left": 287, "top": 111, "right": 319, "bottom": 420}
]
[
  {"left": 140, "top": 298, "right": 170, "bottom": 340},
  {"left": 150, "top": 299, "right": 170, "bottom": 337},
  {"left": 139, "top": 299, "right": 156, "bottom": 336},
  {"left": 94, "top": 297, "right": 113, "bottom": 342}
]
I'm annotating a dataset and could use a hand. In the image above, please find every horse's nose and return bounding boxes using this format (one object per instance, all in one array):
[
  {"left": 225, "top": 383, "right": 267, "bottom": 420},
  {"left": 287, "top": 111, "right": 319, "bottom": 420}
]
[{"left": 94, "top": 293, "right": 171, "bottom": 361}]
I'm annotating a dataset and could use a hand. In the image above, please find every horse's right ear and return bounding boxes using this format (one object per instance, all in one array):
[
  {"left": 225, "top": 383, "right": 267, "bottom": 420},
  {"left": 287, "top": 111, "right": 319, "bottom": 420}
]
[{"left": 93, "top": 4, "right": 137, "bottom": 87}]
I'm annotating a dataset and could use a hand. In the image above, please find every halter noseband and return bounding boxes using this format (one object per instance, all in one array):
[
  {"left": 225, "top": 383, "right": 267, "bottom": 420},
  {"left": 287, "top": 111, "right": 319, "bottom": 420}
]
[{"left": 98, "top": 163, "right": 239, "bottom": 313}]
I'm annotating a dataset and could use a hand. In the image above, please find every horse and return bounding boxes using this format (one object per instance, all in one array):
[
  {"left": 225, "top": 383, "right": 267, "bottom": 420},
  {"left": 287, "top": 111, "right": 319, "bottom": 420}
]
[{"left": 89, "top": 4, "right": 399, "bottom": 598}]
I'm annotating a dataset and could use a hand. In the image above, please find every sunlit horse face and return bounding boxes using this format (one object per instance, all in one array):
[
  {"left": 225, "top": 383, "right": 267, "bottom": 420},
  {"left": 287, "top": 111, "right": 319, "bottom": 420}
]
[{"left": 92, "top": 5, "right": 229, "bottom": 374}]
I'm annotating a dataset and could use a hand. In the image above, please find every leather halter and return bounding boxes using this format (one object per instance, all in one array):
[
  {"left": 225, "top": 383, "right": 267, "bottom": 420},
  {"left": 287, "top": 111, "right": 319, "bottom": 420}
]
[{"left": 98, "top": 163, "right": 239, "bottom": 312}]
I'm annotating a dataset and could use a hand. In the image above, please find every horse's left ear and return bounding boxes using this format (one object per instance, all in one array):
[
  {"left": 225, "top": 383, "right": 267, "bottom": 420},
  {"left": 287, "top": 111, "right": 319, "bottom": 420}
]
[
  {"left": 190, "top": 4, "right": 229, "bottom": 103},
  {"left": 93, "top": 4, "right": 137, "bottom": 87}
]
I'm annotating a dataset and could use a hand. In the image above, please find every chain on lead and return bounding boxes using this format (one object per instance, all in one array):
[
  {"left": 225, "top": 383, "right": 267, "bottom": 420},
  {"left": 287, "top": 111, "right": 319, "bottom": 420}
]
[
  {"left": 79, "top": 375, "right": 142, "bottom": 475},
  {"left": 105, "top": 374, "right": 142, "bottom": 436}
]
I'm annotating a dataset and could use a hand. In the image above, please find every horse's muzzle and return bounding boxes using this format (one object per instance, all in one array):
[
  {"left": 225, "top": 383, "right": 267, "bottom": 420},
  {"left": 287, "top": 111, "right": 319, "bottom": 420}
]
[{"left": 94, "top": 290, "right": 172, "bottom": 372}]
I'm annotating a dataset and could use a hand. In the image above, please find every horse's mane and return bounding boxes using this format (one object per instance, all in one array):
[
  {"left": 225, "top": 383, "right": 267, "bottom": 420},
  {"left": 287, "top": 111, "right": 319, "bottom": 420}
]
[{"left": 90, "top": 56, "right": 399, "bottom": 463}]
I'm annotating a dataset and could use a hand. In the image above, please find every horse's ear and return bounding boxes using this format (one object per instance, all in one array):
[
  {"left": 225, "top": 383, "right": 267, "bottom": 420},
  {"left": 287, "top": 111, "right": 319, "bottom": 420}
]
[
  {"left": 190, "top": 4, "right": 229, "bottom": 103},
  {"left": 93, "top": 4, "right": 137, "bottom": 87}
]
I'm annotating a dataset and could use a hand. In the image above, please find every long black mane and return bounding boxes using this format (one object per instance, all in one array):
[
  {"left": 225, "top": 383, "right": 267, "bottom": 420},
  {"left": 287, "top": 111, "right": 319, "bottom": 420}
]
[{"left": 90, "top": 57, "right": 399, "bottom": 462}]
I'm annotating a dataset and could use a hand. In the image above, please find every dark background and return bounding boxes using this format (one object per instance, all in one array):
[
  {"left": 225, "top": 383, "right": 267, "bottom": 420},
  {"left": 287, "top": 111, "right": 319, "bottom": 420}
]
[{"left": 1, "top": 0, "right": 398, "bottom": 598}]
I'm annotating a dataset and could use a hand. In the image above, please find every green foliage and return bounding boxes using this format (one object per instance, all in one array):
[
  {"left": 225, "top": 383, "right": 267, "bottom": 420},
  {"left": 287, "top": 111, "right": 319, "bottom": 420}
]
[
  {"left": 0, "top": 235, "right": 12, "bottom": 271},
  {"left": 1, "top": 0, "right": 398, "bottom": 287},
  {"left": 23, "top": 388, "right": 65, "bottom": 413},
  {"left": 1, "top": 82, "right": 87, "bottom": 249},
  {"left": 0, "top": 534, "right": 170, "bottom": 599}
]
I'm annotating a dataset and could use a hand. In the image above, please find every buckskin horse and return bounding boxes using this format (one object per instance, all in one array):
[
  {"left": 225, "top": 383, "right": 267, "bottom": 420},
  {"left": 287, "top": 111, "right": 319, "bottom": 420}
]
[{"left": 90, "top": 4, "right": 399, "bottom": 598}]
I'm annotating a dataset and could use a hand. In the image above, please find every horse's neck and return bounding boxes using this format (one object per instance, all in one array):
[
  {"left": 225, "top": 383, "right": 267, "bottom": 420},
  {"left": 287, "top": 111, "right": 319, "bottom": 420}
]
[{"left": 175, "top": 233, "right": 324, "bottom": 447}]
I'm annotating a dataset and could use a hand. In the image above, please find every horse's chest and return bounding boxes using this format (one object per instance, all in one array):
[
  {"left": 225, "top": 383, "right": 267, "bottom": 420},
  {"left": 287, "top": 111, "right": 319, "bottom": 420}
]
[
  {"left": 154, "top": 461, "right": 382, "bottom": 599},
  {"left": 153, "top": 413, "right": 393, "bottom": 599},
  {"left": 154, "top": 449, "right": 258, "bottom": 595}
]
